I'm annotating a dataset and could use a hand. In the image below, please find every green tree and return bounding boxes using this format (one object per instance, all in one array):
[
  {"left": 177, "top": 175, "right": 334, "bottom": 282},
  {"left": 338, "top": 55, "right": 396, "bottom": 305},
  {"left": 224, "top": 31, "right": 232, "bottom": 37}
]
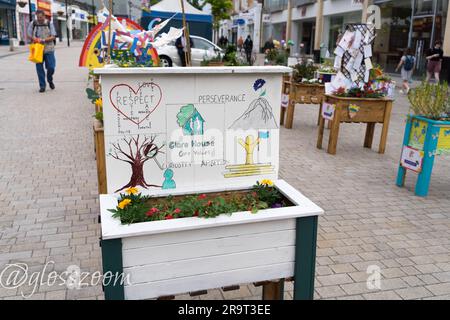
[
  {"left": 205, "top": 0, "right": 233, "bottom": 39},
  {"left": 188, "top": 0, "right": 206, "bottom": 10}
]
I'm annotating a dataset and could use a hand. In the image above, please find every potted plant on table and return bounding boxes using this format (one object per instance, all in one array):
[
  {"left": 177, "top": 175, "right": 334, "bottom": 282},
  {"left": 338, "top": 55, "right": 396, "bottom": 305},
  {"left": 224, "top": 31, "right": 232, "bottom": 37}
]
[{"left": 396, "top": 81, "right": 450, "bottom": 196}]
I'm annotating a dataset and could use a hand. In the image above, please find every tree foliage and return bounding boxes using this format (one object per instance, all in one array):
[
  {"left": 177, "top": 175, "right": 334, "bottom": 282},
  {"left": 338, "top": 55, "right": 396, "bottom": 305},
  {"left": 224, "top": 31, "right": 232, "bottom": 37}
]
[{"left": 204, "top": 0, "right": 233, "bottom": 29}]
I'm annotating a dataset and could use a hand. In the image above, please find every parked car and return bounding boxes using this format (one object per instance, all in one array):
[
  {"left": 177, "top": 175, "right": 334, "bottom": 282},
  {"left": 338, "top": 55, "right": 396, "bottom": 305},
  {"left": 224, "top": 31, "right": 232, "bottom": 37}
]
[{"left": 157, "top": 35, "right": 223, "bottom": 67}]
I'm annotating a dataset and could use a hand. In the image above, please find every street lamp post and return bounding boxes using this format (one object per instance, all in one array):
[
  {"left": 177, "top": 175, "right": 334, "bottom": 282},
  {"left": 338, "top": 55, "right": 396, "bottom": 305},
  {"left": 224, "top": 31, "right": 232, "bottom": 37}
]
[{"left": 65, "top": 0, "right": 70, "bottom": 47}]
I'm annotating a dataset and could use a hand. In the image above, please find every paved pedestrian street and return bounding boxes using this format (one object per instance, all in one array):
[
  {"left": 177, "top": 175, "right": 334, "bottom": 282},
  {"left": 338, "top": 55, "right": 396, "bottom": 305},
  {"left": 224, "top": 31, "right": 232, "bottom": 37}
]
[{"left": 1, "top": 45, "right": 450, "bottom": 300}]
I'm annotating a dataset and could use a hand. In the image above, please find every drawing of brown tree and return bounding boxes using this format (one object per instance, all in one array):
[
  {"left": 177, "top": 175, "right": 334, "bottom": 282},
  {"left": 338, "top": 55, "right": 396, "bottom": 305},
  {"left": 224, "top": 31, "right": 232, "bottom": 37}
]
[{"left": 109, "top": 135, "right": 164, "bottom": 192}]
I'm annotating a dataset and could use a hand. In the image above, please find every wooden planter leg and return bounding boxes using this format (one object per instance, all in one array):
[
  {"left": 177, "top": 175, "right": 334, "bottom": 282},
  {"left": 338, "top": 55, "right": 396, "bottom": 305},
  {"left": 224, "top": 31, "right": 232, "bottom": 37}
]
[
  {"left": 317, "top": 102, "right": 322, "bottom": 126},
  {"left": 415, "top": 124, "right": 440, "bottom": 197},
  {"left": 379, "top": 101, "right": 393, "bottom": 154},
  {"left": 327, "top": 116, "right": 341, "bottom": 155},
  {"left": 364, "top": 123, "right": 375, "bottom": 149},
  {"left": 285, "top": 84, "right": 295, "bottom": 129},
  {"left": 280, "top": 106, "right": 286, "bottom": 126},
  {"left": 101, "top": 238, "right": 125, "bottom": 300},
  {"left": 262, "top": 279, "right": 285, "bottom": 300},
  {"left": 316, "top": 112, "right": 325, "bottom": 149},
  {"left": 396, "top": 116, "right": 413, "bottom": 188},
  {"left": 293, "top": 216, "right": 318, "bottom": 300}
]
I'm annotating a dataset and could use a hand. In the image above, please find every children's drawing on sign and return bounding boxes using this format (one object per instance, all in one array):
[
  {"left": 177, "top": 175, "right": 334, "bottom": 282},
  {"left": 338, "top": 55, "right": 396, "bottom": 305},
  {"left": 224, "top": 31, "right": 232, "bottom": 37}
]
[
  {"left": 162, "top": 169, "right": 176, "bottom": 189},
  {"left": 108, "top": 135, "right": 165, "bottom": 192},
  {"left": 176, "top": 104, "right": 205, "bottom": 135},
  {"left": 322, "top": 102, "right": 335, "bottom": 121},
  {"left": 223, "top": 134, "right": 274, "bottom": 178},
  {"left": 109, "top": 82, "right": 162, "bottom": 131},
  {"left": 348, "top": 104, "right": 360, "bottom": 118},
  {"left": 229, "top": 79, "right": 278, "bottom": 129},
  {"left": 239, "top": 135, "right": 260, "bottom": 165}
]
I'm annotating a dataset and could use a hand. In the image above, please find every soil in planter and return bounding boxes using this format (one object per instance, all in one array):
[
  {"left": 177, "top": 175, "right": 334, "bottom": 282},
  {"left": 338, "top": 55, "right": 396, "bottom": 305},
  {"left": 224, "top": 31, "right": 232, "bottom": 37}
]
[{"left": 111, "top": 188, "right": 295, "bottom": 225}]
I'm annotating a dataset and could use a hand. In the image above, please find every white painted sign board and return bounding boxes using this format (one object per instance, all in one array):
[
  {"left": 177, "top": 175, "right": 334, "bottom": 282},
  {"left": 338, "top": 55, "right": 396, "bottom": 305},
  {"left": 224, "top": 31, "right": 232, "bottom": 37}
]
[
  {"left": 400, "top": 145, "right": 423, "bottom": 173},
  {"left": 95, "top": 66, "right": 291, "bottom": 195}
]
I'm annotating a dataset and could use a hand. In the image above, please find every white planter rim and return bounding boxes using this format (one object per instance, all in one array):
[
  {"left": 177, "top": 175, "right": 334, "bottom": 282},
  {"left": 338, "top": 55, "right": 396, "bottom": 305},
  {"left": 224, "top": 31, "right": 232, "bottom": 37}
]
[
  {"left": 100, "top": 179, "right": 323, "bottom": 240},
  {"left": 94, "top": 66, "right": 292, "bottom": 75}
]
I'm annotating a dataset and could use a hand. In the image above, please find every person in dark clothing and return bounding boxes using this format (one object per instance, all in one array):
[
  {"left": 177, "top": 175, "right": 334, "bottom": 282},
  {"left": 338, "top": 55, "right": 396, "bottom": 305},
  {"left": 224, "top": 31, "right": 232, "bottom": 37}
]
[
  {"left": 425, "top": 40, "right": 444, "bottom": 82},
  {"left": 263, "top": 37, "right": 275, "bottom": 52},
  {"left": 175, "top": 34, "right": 193, "bottom": 67},
  {"left": 243, "top": 35, "right": 253, "bottom": 65}
]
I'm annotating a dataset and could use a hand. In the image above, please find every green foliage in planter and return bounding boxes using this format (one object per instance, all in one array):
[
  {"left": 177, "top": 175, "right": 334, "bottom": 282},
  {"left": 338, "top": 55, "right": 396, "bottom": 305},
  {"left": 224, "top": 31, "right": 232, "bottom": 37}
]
[
  {"left": 94, "top": 111, "right": 103, "bottom": 122},
  {"left": 292, "top": 61, "right": 317, "bottom": 83},
  {"left": 408, "top": 81, "right": 450, "bottom": 120},
  {"left": 108, "top": 182, "right": 287, "bottom": 225},
  {"left": 86, "top": 88, "right": 100, "bottom": 104}
]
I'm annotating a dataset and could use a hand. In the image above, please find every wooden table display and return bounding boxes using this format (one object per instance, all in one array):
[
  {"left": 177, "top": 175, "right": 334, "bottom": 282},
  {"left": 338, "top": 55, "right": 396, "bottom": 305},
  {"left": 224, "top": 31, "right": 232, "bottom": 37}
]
[
  {"left": 282, "top": 81, "right": 326, "bottom": 129},
  {"left": 396, "top": 115, "right": 450, "bottom": 197},
  {"left": 316, "top": 94, "right": 394, "bottom": 155}
]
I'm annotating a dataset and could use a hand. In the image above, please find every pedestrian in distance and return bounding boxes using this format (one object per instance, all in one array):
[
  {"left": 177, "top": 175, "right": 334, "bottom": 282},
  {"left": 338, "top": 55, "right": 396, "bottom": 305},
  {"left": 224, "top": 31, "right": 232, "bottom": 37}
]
[
  {"left": 27, "top": 10, "right": 57, "bottom": 93},
  {"left": 175, "top": 33, "right": 193, "bottom": 67},
  {"left": 243, "top": 35, "right": 253, "bottom": 65},
  {"left": 395, "top": 48, "right": 415, "bottom": 95},
  {"left": 237, "top": 36, "right": 244, "bottom": 53},
  {"left": 425, "top": 40, "right": 443, "bottom": 83}
]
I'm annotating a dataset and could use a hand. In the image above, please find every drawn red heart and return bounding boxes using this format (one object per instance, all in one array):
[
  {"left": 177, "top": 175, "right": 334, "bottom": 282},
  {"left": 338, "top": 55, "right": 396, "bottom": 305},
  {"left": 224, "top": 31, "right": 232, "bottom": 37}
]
[{"left": 109, "top": 82, "right": 163, "bottom": 125}]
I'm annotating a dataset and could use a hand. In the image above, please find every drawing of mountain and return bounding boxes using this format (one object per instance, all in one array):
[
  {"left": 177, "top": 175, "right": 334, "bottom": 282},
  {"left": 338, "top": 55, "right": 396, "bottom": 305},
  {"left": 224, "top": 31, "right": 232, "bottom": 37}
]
[{"left": 229, "top": 97, "right": 279, "bottom": 129}]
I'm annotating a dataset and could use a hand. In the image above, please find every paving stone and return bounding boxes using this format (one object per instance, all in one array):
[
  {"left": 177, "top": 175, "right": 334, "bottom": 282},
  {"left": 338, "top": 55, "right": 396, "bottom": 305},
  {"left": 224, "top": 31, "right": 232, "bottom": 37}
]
[{"left": 395, "top": 287, "right": 433, "bottom": 300}]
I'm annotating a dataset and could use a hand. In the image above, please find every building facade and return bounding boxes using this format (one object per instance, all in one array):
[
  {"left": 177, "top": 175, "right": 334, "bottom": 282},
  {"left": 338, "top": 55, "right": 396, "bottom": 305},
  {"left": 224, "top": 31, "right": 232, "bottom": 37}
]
[
  {"left": 0, "top": 0, "right": 16, "bottom": 45},
  {"left": 263, "top": 0, "right": 449, "bottom": 72},
  {"left": 219, "top": 0, "right": 263, "bottom": 52}
]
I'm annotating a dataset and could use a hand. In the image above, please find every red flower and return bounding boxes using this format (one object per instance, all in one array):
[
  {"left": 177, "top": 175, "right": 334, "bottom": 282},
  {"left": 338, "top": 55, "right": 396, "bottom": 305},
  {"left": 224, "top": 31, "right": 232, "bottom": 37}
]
[
  {"left": 206, "top": 200, "right": 213, "bottom": 207},
  {"left": 173, "top": 208, "right": 181, "bottom": 214},
  {"left": 194, "top": 210, "right": 199, "bottom": 217},
  {"left": 198, "top": 194, "right": 207, "bottom": 200},
  {"left": 165, "top": 215, "right": 174, "bottom": 220},
  {"left": 146, "top": 207, "right": 159, "bottom": 216}
]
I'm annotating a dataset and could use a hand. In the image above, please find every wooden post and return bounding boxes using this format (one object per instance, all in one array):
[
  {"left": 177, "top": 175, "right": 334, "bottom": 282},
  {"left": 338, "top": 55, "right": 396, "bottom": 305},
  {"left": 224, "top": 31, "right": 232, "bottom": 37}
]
[
  {"left": 180, "top": 0, "right": 191, "bottom": 66},
  {"left": 262, "top": 280, "right": 285, "bottom": 300},
  {"left": 327, "top": 103, "right": 341, "bottom": 155},
  {"left": 364, "top": 123, "right": 375, "bottom": 148},
  {"left": 285, "top": 81, "right": 296, "bottom": 129},
  {"left": 106, "top": 0, "right": 113, "bottom": 64},
  {"left": 286, "top": 0, "right": 292, "bottom": 43},
  {"left": 314, "top": 0, "right": 324, "bottom": 51},
  {"left": 94, "top": 120, "right": 107, "bottom": 194},
  {"left": 444, "top": 2, "right": 450, "bottom": 56},
  {"left": 378, "top": 100, "right": 392, "bottom": 154},
  {"left": 293, "top": 216, "right": 318, "bottom": 300},
  {"left": 396, "top": 115, "right": 413, "bottom": 188}
]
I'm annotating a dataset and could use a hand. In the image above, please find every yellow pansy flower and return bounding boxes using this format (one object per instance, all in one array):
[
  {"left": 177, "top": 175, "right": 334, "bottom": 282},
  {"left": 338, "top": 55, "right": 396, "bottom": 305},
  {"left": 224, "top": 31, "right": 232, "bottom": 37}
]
[
  {"left": 94, "top": 98, "right": 102, "bottom": 108},
  {"left": 260, "top": 179, "right": 274, "bottom": 186},
  {"left": 125, "top": 187, "right": 139, "bottom": 195},
  {"left": 118, "top": 198, "right": 132, "bottom": 209}
]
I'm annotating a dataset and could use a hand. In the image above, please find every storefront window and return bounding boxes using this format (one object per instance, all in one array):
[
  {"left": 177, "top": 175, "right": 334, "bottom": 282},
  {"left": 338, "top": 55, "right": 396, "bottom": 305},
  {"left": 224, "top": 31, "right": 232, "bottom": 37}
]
[{"left": 328, "top": 16, "right": 344, "bottom": 54}]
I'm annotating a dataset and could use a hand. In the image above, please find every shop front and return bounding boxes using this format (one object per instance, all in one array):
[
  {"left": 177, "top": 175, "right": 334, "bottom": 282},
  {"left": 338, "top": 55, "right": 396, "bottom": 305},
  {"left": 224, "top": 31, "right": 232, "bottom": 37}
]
[{"left": 0, "top": 0, "right": 16, "bottom": 45}]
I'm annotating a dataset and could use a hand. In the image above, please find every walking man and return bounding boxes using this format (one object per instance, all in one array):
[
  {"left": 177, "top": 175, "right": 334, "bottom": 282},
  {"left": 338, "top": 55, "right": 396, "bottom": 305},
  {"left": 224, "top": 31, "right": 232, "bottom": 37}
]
[
  {"left": 243, "top": 35, "right": 253, "bottom": 65},
  {"left": 27, "top": 10, "right": 57, "bottom": 93}
]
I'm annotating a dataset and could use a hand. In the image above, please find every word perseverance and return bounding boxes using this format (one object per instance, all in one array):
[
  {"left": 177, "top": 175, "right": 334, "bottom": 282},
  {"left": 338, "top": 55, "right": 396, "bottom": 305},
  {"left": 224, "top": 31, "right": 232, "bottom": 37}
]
[{"left": 198, "top": 94, "right": 246, "bottom": 104}]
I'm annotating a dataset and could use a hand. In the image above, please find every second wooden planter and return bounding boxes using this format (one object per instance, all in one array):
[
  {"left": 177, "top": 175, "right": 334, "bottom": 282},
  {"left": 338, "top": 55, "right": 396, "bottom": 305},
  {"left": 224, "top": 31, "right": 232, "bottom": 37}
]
[{"left": 316, "top": 94, "right": 394, "bottom": 155}]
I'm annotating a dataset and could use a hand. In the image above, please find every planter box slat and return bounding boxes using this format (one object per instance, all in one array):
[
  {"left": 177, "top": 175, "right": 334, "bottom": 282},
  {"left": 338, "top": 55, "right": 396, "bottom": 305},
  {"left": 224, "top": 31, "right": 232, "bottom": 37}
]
[
  {"left": 124, "top": 262, "right": 294, "bottom": 300},
  {"left": 122, "top": 219, "right": 295, "bottom": 250},
  {"left": 122, "top": 228, "right": 295, "bottom": 267},
  {"left": 125, "top": 245, "right": 294, "bottom": 284}
]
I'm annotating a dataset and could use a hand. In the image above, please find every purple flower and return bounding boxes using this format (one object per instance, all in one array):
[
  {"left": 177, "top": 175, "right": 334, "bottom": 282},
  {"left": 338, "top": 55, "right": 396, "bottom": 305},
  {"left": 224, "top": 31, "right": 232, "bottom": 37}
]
[
  {"left": 253, "top": 79, "right": 266, "bottom": 91},
  {"left": 271, "top": 203, "right": 283, "bottom": 208}
]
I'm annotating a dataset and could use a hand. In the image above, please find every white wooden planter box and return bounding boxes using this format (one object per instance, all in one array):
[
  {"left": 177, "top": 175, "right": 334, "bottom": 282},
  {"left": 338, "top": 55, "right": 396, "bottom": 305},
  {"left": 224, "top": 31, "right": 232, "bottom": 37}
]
[{"left": 100, "top": 180, "right": 323, "bottom": 300}]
